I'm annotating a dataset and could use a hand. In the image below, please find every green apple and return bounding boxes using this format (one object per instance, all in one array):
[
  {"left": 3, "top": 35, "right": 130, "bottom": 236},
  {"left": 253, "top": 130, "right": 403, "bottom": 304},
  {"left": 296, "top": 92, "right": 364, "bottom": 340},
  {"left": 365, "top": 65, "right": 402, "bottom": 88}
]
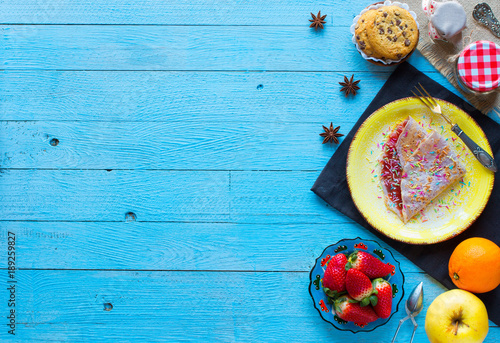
[{"left": 425, "top": 289, "right": 488, "bottom": 343}]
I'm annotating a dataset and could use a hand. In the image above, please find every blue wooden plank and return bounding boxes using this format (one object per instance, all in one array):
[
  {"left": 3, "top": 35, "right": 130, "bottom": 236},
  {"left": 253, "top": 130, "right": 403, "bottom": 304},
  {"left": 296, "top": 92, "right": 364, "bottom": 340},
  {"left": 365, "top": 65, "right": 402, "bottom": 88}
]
[
  {"left": 0, "top": 170, "right": 339, "bottom": 223},
  {"left": 0, "top": 25, "right": 437, "bottom": 72},
  {"left": 0, "top": 221, "right": 437, "bottom": 272},
  {"left": 0, "top": 169, "right": 230, "bottom": 222},
  {"left": 0, "top": 169, "right": 320, "bottom": 223},
  {"left": 0, "top": 169, "right": 356, "bottom": 223},
  {"left": 0, "top": 68, "right": 468, "bottom": 122},
  {"left": 2, "top": 270, "right": 497, "bottom": 342},
  {"left": 0, "top": 0, "right": 402, "bottom": 26},
  {"left": 0, "top": 120, "right": 357, "bottom": 170},
  {"left": 0, "top": 70, "right": 395, "bottom": 121}
]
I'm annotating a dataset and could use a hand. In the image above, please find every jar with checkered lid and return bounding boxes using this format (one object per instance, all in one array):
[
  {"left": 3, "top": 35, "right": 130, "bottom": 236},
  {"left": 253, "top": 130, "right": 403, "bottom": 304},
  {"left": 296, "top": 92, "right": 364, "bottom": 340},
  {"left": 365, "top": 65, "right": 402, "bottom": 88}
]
[{"left": 454, "top": 40, "right": 500, "bottom": 95}]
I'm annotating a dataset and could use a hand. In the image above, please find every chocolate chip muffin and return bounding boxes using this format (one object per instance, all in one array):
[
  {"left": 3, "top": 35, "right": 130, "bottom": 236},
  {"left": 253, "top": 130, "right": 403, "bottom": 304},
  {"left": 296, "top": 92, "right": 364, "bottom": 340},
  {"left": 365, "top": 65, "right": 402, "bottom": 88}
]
[{"left": 365, "top": 6, "right": 418, "bottom": 60}]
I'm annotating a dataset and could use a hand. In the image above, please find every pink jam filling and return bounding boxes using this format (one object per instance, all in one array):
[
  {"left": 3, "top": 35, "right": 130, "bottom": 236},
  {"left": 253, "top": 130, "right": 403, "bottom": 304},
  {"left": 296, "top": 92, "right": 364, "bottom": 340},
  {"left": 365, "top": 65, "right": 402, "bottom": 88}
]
[{"left": 380, "top": 119, "right": 408, "bottom": 215}]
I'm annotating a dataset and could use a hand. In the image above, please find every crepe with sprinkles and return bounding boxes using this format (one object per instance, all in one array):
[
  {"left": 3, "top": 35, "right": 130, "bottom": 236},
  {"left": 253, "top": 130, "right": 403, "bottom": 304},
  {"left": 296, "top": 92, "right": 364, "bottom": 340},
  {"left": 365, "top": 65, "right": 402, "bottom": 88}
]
[
  {"left": 400, "top": 130, "right": 466, "bottom": 223},
  {"left": 396, "top": 116, "right": 428, "bottom": 166}
]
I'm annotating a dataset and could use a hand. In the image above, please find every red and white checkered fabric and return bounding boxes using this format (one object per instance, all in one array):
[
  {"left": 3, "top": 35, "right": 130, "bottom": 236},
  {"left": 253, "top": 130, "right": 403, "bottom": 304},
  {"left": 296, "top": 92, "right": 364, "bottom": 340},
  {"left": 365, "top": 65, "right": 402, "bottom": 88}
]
[{"left": 457, "top": 40, "right": 500, "bottom": 92}]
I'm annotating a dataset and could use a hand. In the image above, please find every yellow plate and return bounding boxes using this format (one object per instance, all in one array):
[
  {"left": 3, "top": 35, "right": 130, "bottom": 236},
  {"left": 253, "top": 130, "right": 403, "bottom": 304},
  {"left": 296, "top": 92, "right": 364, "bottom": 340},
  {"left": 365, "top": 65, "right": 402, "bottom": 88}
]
[{"left": 346, "top": 98, "right": 494, "bottom": 244}]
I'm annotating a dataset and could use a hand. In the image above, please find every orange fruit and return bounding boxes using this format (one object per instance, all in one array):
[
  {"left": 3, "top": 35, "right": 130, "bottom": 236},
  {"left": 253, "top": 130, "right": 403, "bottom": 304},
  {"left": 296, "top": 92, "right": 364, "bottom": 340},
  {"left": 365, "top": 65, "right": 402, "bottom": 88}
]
[{"left": 448, "top": 237, "right": 500, "bottom": 293}]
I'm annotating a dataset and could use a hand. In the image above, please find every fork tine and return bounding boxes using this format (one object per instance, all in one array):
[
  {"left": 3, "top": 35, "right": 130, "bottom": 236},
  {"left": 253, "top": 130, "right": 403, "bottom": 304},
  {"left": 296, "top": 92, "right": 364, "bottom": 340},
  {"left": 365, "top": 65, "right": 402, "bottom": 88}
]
[
  {"left": 418, "top": 83, "right": 438, "bottom": 107},
  {"left": 413, "top": 84, "right": 452, "bottom": 125},
  {"left": 411, "top": 90, "right": 432, "bottom": 109},
  {"left": 414, "top": 85, "right": 426, "bottom": 99}
]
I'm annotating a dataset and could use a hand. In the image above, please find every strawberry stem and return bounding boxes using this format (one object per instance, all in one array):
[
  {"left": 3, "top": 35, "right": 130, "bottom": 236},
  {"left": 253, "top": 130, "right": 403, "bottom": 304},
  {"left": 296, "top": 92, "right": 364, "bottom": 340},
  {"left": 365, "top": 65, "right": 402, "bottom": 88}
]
[
  {"left": 360, "top": 298, "right": 370, "bottom": 307},
  {"left": 349, "top": 251, "right": 358, "bottom": 262}
]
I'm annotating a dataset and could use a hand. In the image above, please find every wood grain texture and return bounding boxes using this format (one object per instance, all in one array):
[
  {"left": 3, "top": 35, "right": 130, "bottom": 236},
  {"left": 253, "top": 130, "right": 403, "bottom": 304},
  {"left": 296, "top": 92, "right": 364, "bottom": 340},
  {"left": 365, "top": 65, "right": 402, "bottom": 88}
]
[
  {"left": 0, "top": 120, "right": 355, "bottom": 170},
  {"left": 0, "top": 0, "right": 374, "bottom": 25},
  {"left": 1, "top": 0, "right": 498, "bottom": 341},
  {"left": 0, "top": 25, "right": 437, "bottom": 71},
  {"left": 0, "top": 170, "right": 337, "bottom": 223},
  {"left": 0, "top": 70, "right": 457, "bottom": 122},
  {"left": 0, "top": 169, "right": 230, "bottom": 222},
  {"left": 0, "top": 222, "right": 434, "bottom": 272},
  {"left": 2, "top": 270, "right": 498, "bottom": 342}
]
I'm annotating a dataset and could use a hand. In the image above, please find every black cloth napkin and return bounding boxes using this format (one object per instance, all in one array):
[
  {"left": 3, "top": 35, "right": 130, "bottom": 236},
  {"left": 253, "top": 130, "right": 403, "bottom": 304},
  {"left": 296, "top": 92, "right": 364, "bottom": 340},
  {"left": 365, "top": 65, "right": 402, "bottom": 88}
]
[{"left": 312, "top": 62, "right": 500, "bottom": 325}]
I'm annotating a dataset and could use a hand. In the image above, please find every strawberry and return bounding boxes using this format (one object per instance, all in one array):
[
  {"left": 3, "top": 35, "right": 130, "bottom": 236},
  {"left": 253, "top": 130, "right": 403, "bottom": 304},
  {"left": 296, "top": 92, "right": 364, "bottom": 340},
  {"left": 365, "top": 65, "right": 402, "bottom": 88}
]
[
  {"left": 345, "top": 251, "right": 393, "bottom": 279},
  {"left": 334, "top": 295, "right": 379, "bottom": 325},
  {"left": 372, "top": 278, "right": 393, "bottom": 319},
  {"left": 345, "top": 269, "right": 378, "bottom": 306},
  {"left": 322, "top": 253, "right": 347, "bottom": 298},
  {"left": 328, "top": 253, "right": 348, "bottom": 269}
]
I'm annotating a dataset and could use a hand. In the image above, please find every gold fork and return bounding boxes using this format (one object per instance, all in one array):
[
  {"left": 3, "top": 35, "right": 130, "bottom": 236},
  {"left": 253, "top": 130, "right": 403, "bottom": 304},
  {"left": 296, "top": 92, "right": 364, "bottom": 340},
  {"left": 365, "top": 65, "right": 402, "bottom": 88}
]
[{"left": 412, "top": 83, "right": 497, "bottom": 173}]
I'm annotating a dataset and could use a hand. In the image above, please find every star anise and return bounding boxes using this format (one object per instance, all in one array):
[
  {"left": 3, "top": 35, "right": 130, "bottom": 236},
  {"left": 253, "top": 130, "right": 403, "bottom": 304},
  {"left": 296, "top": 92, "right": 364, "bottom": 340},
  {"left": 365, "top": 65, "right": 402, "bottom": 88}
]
[
  {"left": 320, "top": 123, "right": 344, "bottom": 144},
  {"left": 339, "top": 75, "right": 361, "bottom": 97},
  {"left": 309, "top": 11, "right": 327, "bottom": 30}
]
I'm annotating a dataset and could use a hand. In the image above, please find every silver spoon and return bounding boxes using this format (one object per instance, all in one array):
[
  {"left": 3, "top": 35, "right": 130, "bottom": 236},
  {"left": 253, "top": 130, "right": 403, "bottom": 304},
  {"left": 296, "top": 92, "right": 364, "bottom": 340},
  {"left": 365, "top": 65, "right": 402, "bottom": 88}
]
[
  {"left": 473, "top": 3, "right": 500, "bottom": 38},
  {"left": 392, "top": 282, "right": 424, "bottom": 343}
]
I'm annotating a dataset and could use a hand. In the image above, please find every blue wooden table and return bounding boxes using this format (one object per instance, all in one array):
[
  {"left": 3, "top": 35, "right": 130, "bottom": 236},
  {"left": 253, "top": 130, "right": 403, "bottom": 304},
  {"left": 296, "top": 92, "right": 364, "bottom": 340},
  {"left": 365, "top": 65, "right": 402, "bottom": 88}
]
[{"left": 0, "top": 1, "right": 498, "bottom": 342}]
